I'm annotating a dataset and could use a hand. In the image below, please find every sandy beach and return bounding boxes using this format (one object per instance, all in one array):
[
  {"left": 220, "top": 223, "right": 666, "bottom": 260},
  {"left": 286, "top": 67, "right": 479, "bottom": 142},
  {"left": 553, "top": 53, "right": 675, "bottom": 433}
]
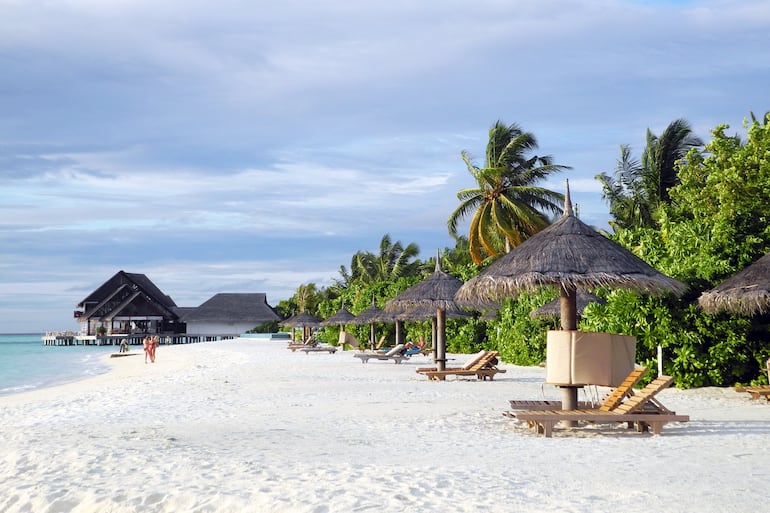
[{"left": 1, "top": 338, "right": 768, "bottom": 513}]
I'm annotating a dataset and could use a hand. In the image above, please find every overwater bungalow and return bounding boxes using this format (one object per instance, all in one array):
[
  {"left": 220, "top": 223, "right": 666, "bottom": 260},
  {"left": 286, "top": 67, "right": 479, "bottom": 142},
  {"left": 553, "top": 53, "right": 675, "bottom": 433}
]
[
  {"left": 74, "top": 270, "right": 183, "bottom": 336},
  {"left": 48, "top": 270, "right": 282, "bottom": 346}
]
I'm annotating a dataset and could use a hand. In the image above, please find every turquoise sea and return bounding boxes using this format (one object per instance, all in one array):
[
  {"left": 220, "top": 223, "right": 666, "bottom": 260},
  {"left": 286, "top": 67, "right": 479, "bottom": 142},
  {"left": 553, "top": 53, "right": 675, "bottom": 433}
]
[{"left": 0, "top": 334, "right": 115, "bottom": 396}]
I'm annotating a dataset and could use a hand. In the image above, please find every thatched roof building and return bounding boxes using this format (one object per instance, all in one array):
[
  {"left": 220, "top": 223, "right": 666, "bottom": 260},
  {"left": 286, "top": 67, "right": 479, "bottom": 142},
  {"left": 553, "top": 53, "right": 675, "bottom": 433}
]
[
  {"left": 75, "top": 270, "right": 281, "bottom": 337},
  {"left": 181, "top": 293, "right": 280, "bottom": 335},
  {"left": 75, "top": 270, "right": 182, "bottom": 336}
]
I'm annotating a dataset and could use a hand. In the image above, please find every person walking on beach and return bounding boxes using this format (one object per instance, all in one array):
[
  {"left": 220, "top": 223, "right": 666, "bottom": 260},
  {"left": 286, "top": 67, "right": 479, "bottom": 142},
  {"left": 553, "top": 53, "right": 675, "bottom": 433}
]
[
  {"left": 150, "top": 335, "right": 159, "bottom": 363},
  {"left": 143, "top": 336, "right": 152, "bottom": 363}
]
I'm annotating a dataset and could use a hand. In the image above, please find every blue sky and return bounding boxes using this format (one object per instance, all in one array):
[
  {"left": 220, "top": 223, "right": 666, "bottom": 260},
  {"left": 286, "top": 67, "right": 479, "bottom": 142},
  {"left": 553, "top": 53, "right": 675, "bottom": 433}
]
[{"left": 1, "top": 0, "right": 768, "bottom": 333}]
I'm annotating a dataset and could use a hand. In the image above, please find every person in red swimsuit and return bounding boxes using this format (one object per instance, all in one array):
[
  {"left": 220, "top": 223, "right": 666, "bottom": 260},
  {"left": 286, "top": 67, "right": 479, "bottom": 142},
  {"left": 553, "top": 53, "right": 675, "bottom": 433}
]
[{"left": 143, "top": 336, "right": 152, "bottom": 363}]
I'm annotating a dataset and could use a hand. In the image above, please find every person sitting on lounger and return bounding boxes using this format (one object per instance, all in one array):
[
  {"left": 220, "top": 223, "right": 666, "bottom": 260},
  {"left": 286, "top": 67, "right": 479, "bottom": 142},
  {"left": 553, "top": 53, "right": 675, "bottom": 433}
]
[{"left": 405, "top": 336, "right": 426, "bottom": 350}]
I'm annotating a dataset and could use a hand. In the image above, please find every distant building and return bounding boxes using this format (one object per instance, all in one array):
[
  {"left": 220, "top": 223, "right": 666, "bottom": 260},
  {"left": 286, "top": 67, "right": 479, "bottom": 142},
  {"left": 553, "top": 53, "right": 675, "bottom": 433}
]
[
  {"left": 74, "top": 271, "right": 279, "bottom": 336},
  {"left": 178, "top": 293, "right": 280, "bottom": 336},
  {"left": 75, "top": 271, "right": 183, "bottom": 336}
]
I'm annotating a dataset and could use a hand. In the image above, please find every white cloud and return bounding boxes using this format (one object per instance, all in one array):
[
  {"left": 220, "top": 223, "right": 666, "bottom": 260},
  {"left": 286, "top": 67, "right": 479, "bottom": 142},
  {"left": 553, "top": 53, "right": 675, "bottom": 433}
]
[{"left": 0, "top": 0, "right": 768, "bottom": 331}]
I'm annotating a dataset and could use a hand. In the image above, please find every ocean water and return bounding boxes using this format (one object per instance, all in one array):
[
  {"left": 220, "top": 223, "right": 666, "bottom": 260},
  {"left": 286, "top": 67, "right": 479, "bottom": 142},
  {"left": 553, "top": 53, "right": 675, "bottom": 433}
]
[{"left": 0, "top": 334, "right": 115, "bottom": 396}]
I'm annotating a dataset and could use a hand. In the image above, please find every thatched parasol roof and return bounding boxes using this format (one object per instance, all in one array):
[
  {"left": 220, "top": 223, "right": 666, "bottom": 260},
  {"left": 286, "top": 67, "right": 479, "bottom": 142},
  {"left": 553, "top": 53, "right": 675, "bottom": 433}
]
[
  {"left": 698, "top": 252, "right": 770, "bottom": 315},
  {"left": 385, "top": 254, "right": 466, "bottom": 370},
  {"left": 385, "top": 255, "right": 464, "bottom": 312},
  {"left": 320, "top": 306, "right": 355, "bottom": 327},
  {"left": 393, "top": 303, "right": 470, "bottom": 321},
  {"left": 279, "top": 311, "right": 322, "bottom": 327},
  {"left": 530, "top": 289, "right": 605, "bottom": 318},
  {"left": 347, "top": 301, "right": 385, "bottom": 325},
  {"left": 455, "top": 182, "right": 687, "bottom": 308}
]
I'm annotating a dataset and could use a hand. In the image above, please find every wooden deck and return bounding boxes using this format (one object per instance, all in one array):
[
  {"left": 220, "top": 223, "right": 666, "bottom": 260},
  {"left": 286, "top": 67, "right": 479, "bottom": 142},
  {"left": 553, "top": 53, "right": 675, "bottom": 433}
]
[{"left": 41, "top": 333, "right": 237, "bottom": 347}]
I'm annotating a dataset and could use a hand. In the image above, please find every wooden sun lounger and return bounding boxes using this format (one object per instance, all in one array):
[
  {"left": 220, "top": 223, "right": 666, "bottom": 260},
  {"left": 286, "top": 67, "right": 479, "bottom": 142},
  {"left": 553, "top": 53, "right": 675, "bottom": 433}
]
[
  {"left": 508, "top": 376, "right": 689, "bottom": 437},
  {"left": 735, "top": 385, "right": 770, "bottom": 401},
  {"left": 300, "top": 345, "right": 337, "bottom": 354},
  {"left": 416, "top": 350, "right": 506, "bottom": 381},
  {"left": 288, "top": 341, "right": 317, "bottom": 352},
  {"left": 354, "top": 344, "right": 408, "bottom": 364},
  {"left": 510, "top": 410, "right": 690, "bottom": 437},
  {"left": 508, "top": 400, "right": 594, "bottom": 411},
  {"left": 508, "top": 367, "right": 649, "bottom": 412}
]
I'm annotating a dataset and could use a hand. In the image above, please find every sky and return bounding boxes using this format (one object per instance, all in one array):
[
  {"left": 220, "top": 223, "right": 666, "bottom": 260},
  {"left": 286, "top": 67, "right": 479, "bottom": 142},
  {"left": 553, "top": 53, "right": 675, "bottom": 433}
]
[{"left": 1, "top": 0, "right": 768, "bottom": 333}]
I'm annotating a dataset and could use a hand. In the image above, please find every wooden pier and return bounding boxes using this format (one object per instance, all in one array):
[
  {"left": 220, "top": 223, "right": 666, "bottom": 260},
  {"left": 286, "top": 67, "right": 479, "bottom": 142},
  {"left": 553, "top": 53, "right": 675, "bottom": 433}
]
[{"left": 42, "top": 333, "right": 237, "bottom": 347}]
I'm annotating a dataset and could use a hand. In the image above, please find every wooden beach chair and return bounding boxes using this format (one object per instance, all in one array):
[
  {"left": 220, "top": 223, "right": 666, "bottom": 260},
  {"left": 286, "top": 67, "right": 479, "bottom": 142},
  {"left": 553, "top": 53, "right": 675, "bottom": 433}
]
[
  {"left": 507, "top": 375, "right": 688, "bottom": 437},
  {"left": 353, "top": 344, "right": 409, "bottom": 364},
  {"left": 508, "top": 366, "right": 649, "bottom": 412},
  {"left": 287, "top": 341, "right": 316, "bottom": 352},
  {"left": 300, "top": 345, "right": 337, "bottom": 354},
  {"left": 416, "top": 350, "right": 506, "bottom": 381},
  {"left": 734, "top": 357, "right": 770, "bottom": 401},
  {"left": 339, "top": 331, "right": 361, "bottom": 351}
]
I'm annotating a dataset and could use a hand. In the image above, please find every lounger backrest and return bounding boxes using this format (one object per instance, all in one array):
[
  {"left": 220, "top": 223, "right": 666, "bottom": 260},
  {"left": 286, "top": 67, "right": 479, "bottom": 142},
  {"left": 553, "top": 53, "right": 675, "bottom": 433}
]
[
  {"left": 462, "top": 350, "right": 489, "bottom": 370},
  {"left": 385, "top": 344, "right": 406, "bottom": 356},
  {"left": 469, "top": 351, "right": 500, "bottom": 371},
  {"left": 599, "top": 366, "right": 648, "bottom": 412},
  {"left": 614, "top": 375, "right": 674, "bottom": 414},
  {"left": 344, "top": 331, "right": 360, "bottom": 348}
]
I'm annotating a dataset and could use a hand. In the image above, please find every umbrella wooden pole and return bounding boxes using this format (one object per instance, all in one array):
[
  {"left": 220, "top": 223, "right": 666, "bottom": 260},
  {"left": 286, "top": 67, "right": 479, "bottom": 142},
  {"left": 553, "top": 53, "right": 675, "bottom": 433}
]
[
  {"left": 560, "top": 285, "right": 578, "bottom": 331},
  {"left": 370, "top": 323, "right": 376, "bottom": 350},
  {"left": 560, "top": 285, "right": 579, "bottom": 424},
  {"left": 436, "top": 307, "right": 446, "bottom": 372},
  {"left": 431, "top": 317, "right": 438, "bottom": 363},
  {"left": 395, "top": 320, "right": 403, "bottom": 346}
]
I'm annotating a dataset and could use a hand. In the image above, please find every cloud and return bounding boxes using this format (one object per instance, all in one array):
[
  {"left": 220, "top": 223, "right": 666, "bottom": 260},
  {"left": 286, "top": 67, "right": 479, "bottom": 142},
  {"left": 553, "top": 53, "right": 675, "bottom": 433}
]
[{"left": 0, "top": 0, "right": 768, "bottom": 331}]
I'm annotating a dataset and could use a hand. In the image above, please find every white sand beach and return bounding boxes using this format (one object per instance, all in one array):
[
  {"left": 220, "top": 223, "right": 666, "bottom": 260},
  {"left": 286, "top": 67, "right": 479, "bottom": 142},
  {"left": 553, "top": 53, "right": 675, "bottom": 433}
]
[{"left": 1, "top": 338, "right": 768, "bottom": 513}]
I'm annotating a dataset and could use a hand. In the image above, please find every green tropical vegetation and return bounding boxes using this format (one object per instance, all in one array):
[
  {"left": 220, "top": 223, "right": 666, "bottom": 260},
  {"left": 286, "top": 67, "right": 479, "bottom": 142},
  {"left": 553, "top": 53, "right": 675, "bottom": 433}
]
[
  {"left": 271, "top": 114, "right": 770, "bottom": 389},
  {"left": 596, "top": 118, "right": 703, "bottom": 230},
  {"left": 447, "top": 120, "right": 568, "bottom": 264}
]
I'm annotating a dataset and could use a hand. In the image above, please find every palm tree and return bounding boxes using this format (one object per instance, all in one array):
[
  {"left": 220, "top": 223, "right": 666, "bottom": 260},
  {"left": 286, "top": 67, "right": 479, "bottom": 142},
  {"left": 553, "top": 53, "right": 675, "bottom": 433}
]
[
  {"left": 294, "top": 283, "right": 319, "bottom": 314},
  {"left": 447, "top": 120, "right": 568, "bottom": 265},
  {"left": 642, "top": 118, "right": 703, "bottom": 203},
  {"left": 338, "top": 234, "right": 420, "bottom": 285},
  {"left": 595, "top": 145, "right": 654, "bottom": 230},
  {"left": 596, "top": 118, "right": 702, "bottom": 230}
]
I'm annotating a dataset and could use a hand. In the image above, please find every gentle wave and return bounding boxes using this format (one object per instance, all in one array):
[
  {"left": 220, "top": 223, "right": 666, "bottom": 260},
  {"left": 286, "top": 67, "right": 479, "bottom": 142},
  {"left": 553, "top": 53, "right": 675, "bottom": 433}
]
[{"left": 0, "top": 334, "right": 113, "bottom": 397}]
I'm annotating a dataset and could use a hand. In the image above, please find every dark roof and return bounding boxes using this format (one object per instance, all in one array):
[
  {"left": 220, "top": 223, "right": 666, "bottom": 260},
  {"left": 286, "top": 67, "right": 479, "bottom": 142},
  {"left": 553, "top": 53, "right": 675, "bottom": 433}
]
[
  {"left": 78, "top": 271, "right": 179, "bottom": 321},
  {"left": 78, "top": 270, "right": 177, "bottom": 309},
  {"left": 179, "top": 293, "right": 280, "bottom": 323},
  {"left": 699, "top": 252, "right": 770, "bottom": 315}
]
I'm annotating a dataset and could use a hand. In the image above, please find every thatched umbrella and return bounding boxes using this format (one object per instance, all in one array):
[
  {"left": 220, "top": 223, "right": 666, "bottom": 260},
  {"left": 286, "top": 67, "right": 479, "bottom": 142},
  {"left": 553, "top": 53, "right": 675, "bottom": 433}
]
[
  {"left": 385, "top": 253, "right": 464, "bottom": 370},
  {"left": 347, "top": 297, "right": 386, "bottom": 349},
  {"left": 394, "top": 303, "right": 470, "bottom": 360},
  {"left": 279, "top": 311, "right": 322, "bottom": 342},
  {"left": 530, "top": 289, "right": 605, "bottom": 319},
  {"left": 456, "top": 180, "right": 686, "bottom": 408},
  {"left": 320, "top": 305, "right": 357, "bottom": 349},
  {"left": 320, "top": 306, "right": 356, "bottom": 330},
  {"left": 699, "top": 252, "right": 770, "bottom": 316},
  {"left": 395, "top": 303, "right": 470, "bottom": 321}
]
